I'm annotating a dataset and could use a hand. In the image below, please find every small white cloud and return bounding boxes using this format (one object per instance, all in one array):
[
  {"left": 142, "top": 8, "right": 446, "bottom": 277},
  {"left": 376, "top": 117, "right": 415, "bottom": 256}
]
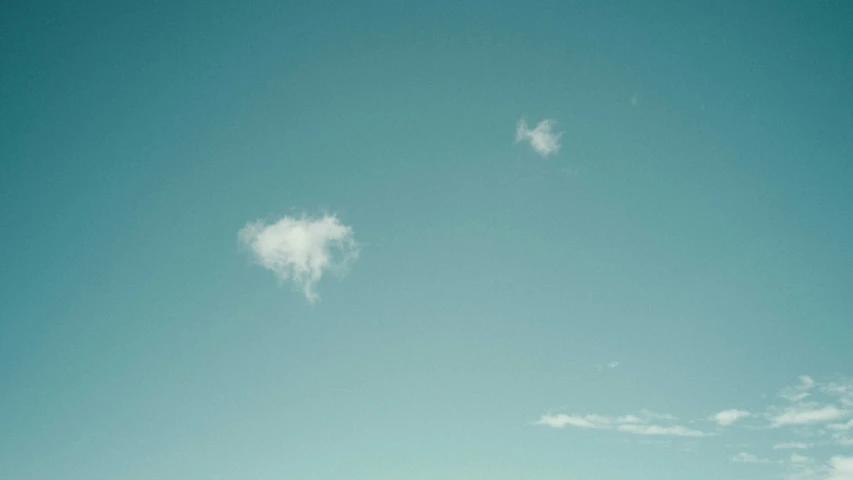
[
  {"left": 829, "top": 456, "right": 853, "bottom": 480},
  {"left": 515, "top": 118, "right": 562, "bottom": 157},
  {"left": 790, "top": 453, "right": 812, "bottom": 464},
  {"left": 617, "top": 424, "right": 709, "bottom": 437},
  {"left": 608, "top": 361, "right": 620, "bottom": 369},
  {"left": 535, "top": 414, "right": 642, "bottom": 430},
  {"left": 800, "top": 376, "right": 816, "bottom": 388},
  {"left": 630, "top": 93, "right": 639, "bottom": 106},
  {"left": 780, "top": 376, "right": 817, "bottom": 402},
  {"left": 713, "top": 409, "right": 751, "bottom": 426},
  {"left": 774, "top": 442, "right": 811, "bottom": 450},
  {"left": 238, "top": 213, "right": 359, "bottom": 303},
  {"left": 770, "top": 404, "right": 846, "bottom": 427},
  {"left": 788, "top": 392, "right": 812, "bottom": 402},
  {"left": 536, "top": 414, "right": 610, "bottom": 429},
  {"left": 732, "top": 452, "right": 771, "bottom": 464}
]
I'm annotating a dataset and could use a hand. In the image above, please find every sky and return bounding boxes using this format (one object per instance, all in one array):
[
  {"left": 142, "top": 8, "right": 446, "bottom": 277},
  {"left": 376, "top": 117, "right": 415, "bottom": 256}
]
[{"left": 2, "top": 1, "right": 853, "bottom": 479}]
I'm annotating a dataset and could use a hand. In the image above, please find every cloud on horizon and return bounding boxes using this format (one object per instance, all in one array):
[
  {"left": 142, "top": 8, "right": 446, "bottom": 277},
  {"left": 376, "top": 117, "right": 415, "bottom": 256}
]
[{"left": 238, "top": 213, "right": 359, "bottom": 303}]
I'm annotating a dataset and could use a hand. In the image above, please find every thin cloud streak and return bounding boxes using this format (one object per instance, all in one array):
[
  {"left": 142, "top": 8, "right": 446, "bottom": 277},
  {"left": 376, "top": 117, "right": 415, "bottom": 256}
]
[{"left": 536, "top": 412, "right": 708, "bottom": 437}]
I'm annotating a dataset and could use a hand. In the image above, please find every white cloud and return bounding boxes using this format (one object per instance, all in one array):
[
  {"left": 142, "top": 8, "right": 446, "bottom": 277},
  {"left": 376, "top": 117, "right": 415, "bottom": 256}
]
[
  {"left": 774, "top": 442, "right": 811, "bottom": 450},
  {"left": 785, "top": 457, "right": 829, "bottom": 480},
  {"left": 515, "top": 118, "right": 562, "bottom": 157},
  {"left": 829, "top": 419, "right": 853, "bottom": 431},
  {"left": 713, "top": 409, "right": 751, "bottom": 426},
  {"left": 770, "top": 404, "right": 846, "bottom": 427},
  {"left": 639, "top": 410, "right": 678, "bottom": 421},
  {"left": 536, "top": 414, "right": 610, "bottom": 429},
  {"left": 732, "top": 452, "right": 771, "bottom": 464},
  {"left": 835, "top": 435, "right": 853, "bottom": 446},
  {"left": 536, "top": 411, "right": 707, "bottom": 437},
  {"left": 780, "top": 376, "right": 817, "bottom": 402},
  {"left": 821, "top": 380, "right": 853, "bottom": 408},
  {"left": 617, "top": 424, "right": 709, "bottom": 437},
  {"left": 538, "top": 375, "right": 853, "bottom": 477},
  {"left": 829, "top": 456, "right": 853, "bottom": 480},
  {"left": 608, "top": 361, "right": 620, "bottom": 369},
  {"left": 535, "top": 414, "right": 642, "bottom": 430},
  {"left": 238, "top": 213, "right": 359, "bottom": 303}
]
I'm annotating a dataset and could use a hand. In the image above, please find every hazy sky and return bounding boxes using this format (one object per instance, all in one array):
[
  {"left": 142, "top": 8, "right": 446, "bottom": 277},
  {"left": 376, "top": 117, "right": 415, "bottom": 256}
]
[{"left": 2, "top": 1, "right": 853, "bottom": 479}]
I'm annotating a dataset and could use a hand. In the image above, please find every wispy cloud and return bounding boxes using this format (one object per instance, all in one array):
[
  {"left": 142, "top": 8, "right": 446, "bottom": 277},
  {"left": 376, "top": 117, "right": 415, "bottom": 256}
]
[
  {"left": 536, "top": 414, "right": 632, "bottom": 430},
  {"left": 780, "top": 376, "right": 817, "bottom": 402},
  {"left": 597, "top": 361, "right": 620, "bottom": 370},
  {"left": 639, "top": 410, "right": 678, "bottom": 421},
  {"left": 536, "top": 375, "right": 853, "bottom": 476},
  {"left": 774, "top": 442, "right": 812, "bottom": 450},
  {"left": 833, "top": 434, "right": 853, "bottom": 447},
  {"left": 515, "top": 118, "right": 562, "bottom": 157},
  {"left": 730, "top": 376, "right": 853, "bottom": 478},
  {"left": 617, "top": 424, "right": 708, "bottom": 437},
  {"left": 536, "top": 411, "right": 708, "bottom": 437},
  {"left": 712, "top": 409, "right": 751, "bottom": 426},
  {"left": 238, "top": 213, "right": 359, "bottom": 303},
  {"left": 790, "top": 453, "right": 812, "bottom": 464},
  {"left": 732, "top": 452, "right": 772, "bottom": 464},
  {"left": 829, "top": 419, "right": 853, "bottom": 431},
  {"left": 769, "top": 404, "right": 846, "bottom": 427}
]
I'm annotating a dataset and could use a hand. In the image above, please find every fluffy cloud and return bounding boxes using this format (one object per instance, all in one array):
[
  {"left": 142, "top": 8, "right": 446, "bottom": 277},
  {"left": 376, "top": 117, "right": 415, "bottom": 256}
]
[
  {"left": 536, "top": 411, "right": 707, "bottom": 437},
  {"left": 829, "top": 457, "right": 853, "bottom": 480},
  {"left": 238, "top": 213, "right": 359, "bottom": 303},
  {"left": 712, "top": 409, "right": 751, "bottom": 426},
  {"left": 515, "top": 118, "right": 562, "bottom": 157}
]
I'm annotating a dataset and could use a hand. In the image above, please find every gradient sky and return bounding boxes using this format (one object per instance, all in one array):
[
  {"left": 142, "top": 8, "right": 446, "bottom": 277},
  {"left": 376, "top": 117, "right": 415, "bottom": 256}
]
[{"left": 2, "top": 1, "right": 853, "bottom": 479}]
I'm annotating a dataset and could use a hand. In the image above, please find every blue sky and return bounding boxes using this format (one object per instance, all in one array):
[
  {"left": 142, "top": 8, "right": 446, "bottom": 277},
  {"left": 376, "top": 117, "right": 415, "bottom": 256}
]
[{"left": 2, "top": 1, "right": 853, "bottom": 479}]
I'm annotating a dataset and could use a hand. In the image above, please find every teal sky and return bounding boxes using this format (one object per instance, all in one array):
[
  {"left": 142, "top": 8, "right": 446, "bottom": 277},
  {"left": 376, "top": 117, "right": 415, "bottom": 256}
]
[{"left": 2, "top": 1, "right": 853, "bottom": 479}]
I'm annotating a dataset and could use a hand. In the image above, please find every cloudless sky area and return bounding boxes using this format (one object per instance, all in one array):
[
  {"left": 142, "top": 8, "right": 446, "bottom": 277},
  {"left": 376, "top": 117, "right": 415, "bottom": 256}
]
[{"left": 2, "top": 1, "right": 853, "bottom": 479}]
